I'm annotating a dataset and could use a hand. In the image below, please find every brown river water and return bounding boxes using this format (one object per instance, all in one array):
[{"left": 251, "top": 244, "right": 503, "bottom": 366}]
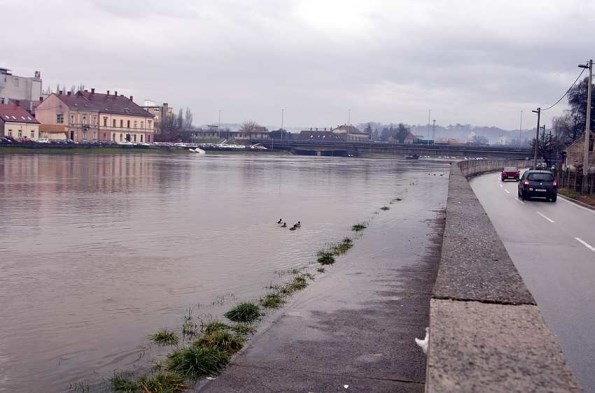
[{"left": 0, "top": 152, "right": 449, "bottom": 392}]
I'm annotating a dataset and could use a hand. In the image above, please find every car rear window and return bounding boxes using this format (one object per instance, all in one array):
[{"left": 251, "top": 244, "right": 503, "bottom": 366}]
[
  {"left": 503, "top": 167, "right": 518, "bottom": 172},
  {"left": 527, "top": 173, "right": 554, "bottom": 181}
]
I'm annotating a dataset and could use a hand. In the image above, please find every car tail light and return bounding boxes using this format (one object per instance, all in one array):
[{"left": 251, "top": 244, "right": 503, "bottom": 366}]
[
  {"left": 553, "top": 179, "right": 557, "bottom": 187},
  {"left": 524, "top": 180, "right": 529, "bottom": 185}
]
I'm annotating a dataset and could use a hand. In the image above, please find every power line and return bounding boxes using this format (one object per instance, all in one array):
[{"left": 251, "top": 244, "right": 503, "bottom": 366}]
[{"left": 541, "top": 68, "right": 586, "bottom": 112}]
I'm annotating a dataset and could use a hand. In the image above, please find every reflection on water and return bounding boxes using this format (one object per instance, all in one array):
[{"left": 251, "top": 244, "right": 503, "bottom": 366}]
[{"left": 0, "top": 153, "right": 448, "bottom": 392}]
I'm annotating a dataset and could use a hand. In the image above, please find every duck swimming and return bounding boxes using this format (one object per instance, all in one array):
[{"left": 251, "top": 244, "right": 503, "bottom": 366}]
[
  {"left": 294, "top": 221, "right": 301, "bottom": 228},
  {"left": 289, "top": 225, "right": 297, "bottom": 231},
  {"left": 281, "top": 222, "right": 287, "bottom": 228},
  {"left": 277, "top": 218, "right": 283, "bottom": 224}
]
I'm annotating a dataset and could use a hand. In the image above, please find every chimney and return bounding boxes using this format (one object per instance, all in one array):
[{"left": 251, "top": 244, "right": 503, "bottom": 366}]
[
  {"left": 84, "top": 89, "right": 88, "bottom": 92},
  {"left": 59, "top": 90, "right": 63, "bottom": 95},
  {"left": 67, "top": 91, "right": 71, "bottom": 95},
  {"left": 107, "top": 90, "right": 110, "bottom": 96},
  {"left": 129, "top": 95, "right": 133, "bottom": 102},
  {"left": 115, "top": 91, "right": 118, "bottom": 96},
  {"left": 15, "top": 100, "right": 20, "bottom": 107},
  {"left": 91, "top": 88, "right": 95, "bottom": 94},
  {"left": 39, "top": 96, "right": 43, "bottom": 101}
]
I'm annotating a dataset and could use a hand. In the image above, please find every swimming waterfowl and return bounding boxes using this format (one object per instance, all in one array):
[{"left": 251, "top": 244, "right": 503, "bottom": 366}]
[
  {"left": 295, "top": 221, "right": 301, "bottom": 228},
  {"left": 289, "top": 225, "right": 297, "bottom": 231},
  {"left": 277, "top": 218, "right": 283, "bottom": 224},
  {"left": 281, "top": 222, "right": 287, "bottom": 228}
]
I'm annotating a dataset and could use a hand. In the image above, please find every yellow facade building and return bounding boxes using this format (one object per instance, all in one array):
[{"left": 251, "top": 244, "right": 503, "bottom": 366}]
[{"left": 0, "top": 103, "right": 40, "bottom": 140}]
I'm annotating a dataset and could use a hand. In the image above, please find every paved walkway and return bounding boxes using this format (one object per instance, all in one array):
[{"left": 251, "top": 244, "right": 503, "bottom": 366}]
[{"left": 195, "top": 201, "right": 446, "bottom": 393}]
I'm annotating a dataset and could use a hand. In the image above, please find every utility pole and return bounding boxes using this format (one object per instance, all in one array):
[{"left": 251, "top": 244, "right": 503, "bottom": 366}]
[
  {"left": 432, "top": 119, "right": 436, "bottom": 142},
  {"left": 532, "top": 107, "right": 541, "bottom": 169},
  {"left": 218, "top": 109, "right": 221, "bottom": 140},
  {"left": 519, "top": 110, "right": 523, "bottom": 146},
  {"left": 579, "top": 59, "right": 593, "bottom": 194},
  {"left": 427, "top": 109, "right": 431, "bottom": 145}
]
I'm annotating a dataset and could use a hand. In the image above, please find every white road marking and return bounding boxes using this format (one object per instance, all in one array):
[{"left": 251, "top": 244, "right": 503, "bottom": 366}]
[
  {"left": 537, "top": 212, "right": 555, "bottom": 223},
  {"left": 516, "top": 199, "right": 525, "bottom": 204},
  {"left": 575, "top": 237, "right": 595, "bottom": 252},
  {"left": 504, "top": 189, "right": 510, "bottom": 194}
]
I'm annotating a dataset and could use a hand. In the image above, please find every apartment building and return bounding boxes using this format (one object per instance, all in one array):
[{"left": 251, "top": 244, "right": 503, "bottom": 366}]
[
  {"left": 35, "top": 89, "right": 155, "bottom": 143},
  {"left": 0, "top": 68, "right": 42, "bottom": 111}
]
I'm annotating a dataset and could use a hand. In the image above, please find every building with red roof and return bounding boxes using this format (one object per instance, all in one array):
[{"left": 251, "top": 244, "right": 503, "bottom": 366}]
[
  {"left": 0, "top": 103, "right": 40, "bottom": 140},
  {"left": 35, "top": 89, "right": 154, "bottom": 143}
]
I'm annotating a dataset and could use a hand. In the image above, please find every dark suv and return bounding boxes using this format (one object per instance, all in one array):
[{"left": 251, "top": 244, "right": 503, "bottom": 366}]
[{"left": 518, "top": 170, "right": 557, "bottom": 202}]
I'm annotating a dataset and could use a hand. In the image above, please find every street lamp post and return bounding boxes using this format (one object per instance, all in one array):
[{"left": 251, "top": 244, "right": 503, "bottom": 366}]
[
  {"left": 532, "top": 108, "right": 541, "bottom": 169},
  {"left": 579, "top": 60, "right": 593, "bottom": 194}
]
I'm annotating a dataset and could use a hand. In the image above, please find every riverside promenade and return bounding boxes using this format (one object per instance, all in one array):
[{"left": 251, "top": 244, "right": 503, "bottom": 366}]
[{"left": 195, "top": 160, "right": 581, "bottom": 393}]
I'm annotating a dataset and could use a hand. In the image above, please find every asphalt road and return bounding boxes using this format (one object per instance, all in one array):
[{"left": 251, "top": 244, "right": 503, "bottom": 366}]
[{"left": 470, "top": 171, "right": 595, "bottom": 392}]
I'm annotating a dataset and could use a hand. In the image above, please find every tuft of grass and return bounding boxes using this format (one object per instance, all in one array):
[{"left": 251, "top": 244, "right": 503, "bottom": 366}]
[
  {"left": 230, "top": 323, "right": 256, "bottom": 336},
  {"left": 330, "top": 238, "right": 353, "bottom": 255},
  {"left": 202, "top": 321, "right": 230, "bottom": 335},
  {"left": 317, "top": 251, "right": 335, "bottom": 265},
  {"left": 260, "top": 293, "right": 285, "bottom": 309},
  {"left": 391, "top": 197, "right": 403, "bottom": 203},
  {"left": 149, "top": 329, "right": 179, "bottom": 346},
  {"left": 380, "top": 206, "right": 390, "bottom": 211},
  {"left": 194, "top": 330, "right": 245, "bottom": 355},
  {"left": 182, "top": 308, "right": 198, "bottom": 337},
  {"left": 111, "top": 371, "right": 138, "bottom": 392},
  {"left": 136, "top": 371, "right": 186, "bottom": 393},
  {"left": 317, "top": 267, "right": 325, "bottom": 273},
  {"left": 352, "top": 223, "right": 367, "bottom": 232},
  {"left": 166, "top": 346, "right": 229, "bottom": 379},
  {"left": 224, "top": 302, "right": 261, "bottom": 323}
]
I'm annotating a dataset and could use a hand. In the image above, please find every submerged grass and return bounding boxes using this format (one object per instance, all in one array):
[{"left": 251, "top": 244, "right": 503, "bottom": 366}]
[
  {"left": 149, "top": 329, "right": 179, "bottom": 346},
  {"left": 224, "top": 302, "right": 261, "bottom": 323},
  {"left": 352, "top": 222, "right": 367, "bottom": 232},
  {"left": 260, "top": 293, "right": 285, "bottom": 309},
  {"left": 380, "top": 206, "right": 390, "bottom": 211},
  {"left": 111, "top": 371, "right": 138, "bottom": 392},
  {"left": 317, "top": 251, "right": 335, "bottom": 265}
]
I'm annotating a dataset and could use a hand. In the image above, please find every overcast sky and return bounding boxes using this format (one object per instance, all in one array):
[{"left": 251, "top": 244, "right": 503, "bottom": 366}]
[{"left": 2, "top": 0, "right": 593, "bottom": 130}]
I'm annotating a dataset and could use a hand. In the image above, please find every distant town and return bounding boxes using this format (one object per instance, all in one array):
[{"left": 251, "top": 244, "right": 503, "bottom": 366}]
[{"left": 1, "top": 66, "right": 537, "bottom": 148}]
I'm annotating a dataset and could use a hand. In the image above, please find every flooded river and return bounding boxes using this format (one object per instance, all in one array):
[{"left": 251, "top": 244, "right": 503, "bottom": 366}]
[{"left": 0, "top": 152, "right": 449, "bottom": 392}]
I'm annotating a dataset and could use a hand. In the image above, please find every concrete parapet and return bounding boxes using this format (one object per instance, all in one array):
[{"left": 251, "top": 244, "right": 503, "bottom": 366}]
[{"left": 426, "top": 161, "right": 582, "bottom": 392}]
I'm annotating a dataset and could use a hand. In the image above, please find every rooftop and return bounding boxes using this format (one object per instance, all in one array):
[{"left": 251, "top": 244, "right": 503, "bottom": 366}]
[
  {"left": 52, "top": 90, "right": 154, "bottom": 118},
  {"left": 0, "top": 104, "right": 39, "bottom": 124}
]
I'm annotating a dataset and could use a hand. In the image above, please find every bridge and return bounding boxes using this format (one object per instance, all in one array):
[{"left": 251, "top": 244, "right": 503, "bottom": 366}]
[{"left": 254, "top": 139, "right": 532, "bottom": 159}]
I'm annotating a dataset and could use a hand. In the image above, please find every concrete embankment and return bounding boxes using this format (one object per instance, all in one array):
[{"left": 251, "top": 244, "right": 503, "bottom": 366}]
[{"left": 426, "top": 160, "right": 582, "bottom": 392}]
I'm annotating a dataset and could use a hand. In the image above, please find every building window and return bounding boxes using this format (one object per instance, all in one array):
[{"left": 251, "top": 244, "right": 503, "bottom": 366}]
[
  {"left": 127, "top": 120, "right": 130, "bottom": 128},
  {"left": 120, "top": 133, "right": 123, "bottom": 141},
  {"left": 56, "top": 114, "right": 64, "bottom": 123},
  {"left": 18, "top": 130, "right": 22, "bottom": 138},
  {"left": 103, "top": 132, "right": 106, "bottom": 140},
  {"left": 120, "top": 120, "right": 123, "bottom": 128},
  {"left": 8, "top": 129, "right": 12, "bottom": 136},
  {"left": 103, "top": 117, "right": 108, "bottom": 127},
  {"left": 30, "top": 130, "right": 35, "bottom": 139},
  {"left": 82, "top": 115, "right": 87, "bottom": 125},
  {"left": 113, "top": 119, "right": 116, "bottom": 127},
  {"left": 134, "top": 120, "right": 137, "bottom": 128},
  {"left": 92, "top": 115, "right": 97, "bottom": 125},
  {"left": 70, "top": 115, "right": 75, "bottom": 124},
  {"left": 148, "top": 120, "right": 152, "bottom": 128},
  {"left": 140, "top": 135, "right": 144, "bottom": 142},
  {"left": 141, "top": 121, "right": 144, "bottom": 128}
]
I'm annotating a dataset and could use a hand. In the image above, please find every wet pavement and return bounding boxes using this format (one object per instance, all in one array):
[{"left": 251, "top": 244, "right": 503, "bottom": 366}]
[{"left": 195, "top": 189, "right": 447, "bottom": 392}]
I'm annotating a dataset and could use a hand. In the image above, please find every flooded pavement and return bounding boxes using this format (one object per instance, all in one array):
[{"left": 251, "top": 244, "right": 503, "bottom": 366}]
[
  {"left": 0, "top": 153, "right": 449, "bottom": 392},
  {"left": 197, "top": 176, "right": 448, "bottom": 392}
]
